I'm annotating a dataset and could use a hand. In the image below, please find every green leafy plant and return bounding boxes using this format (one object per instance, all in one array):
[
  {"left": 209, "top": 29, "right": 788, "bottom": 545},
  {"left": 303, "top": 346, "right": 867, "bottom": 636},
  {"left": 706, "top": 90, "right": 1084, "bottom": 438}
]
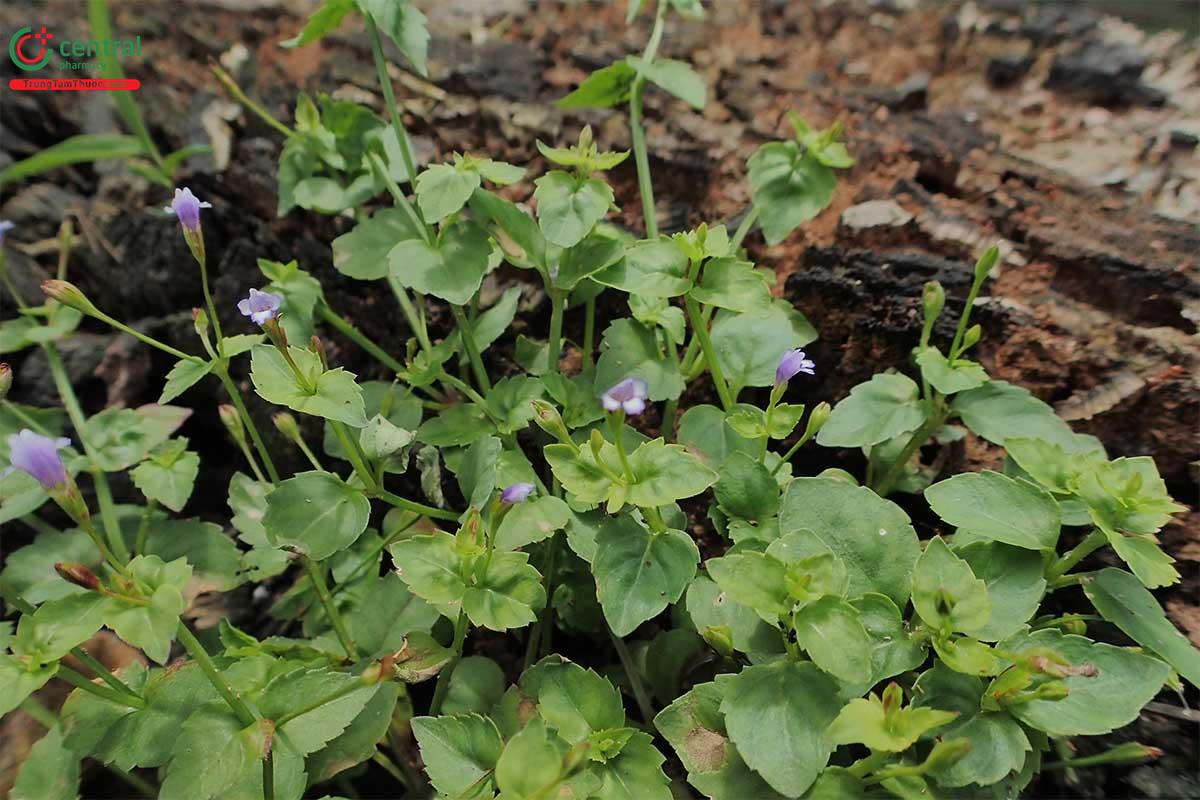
[{"left": 0, "top": 0, "right": 1193, "bottom": 798}]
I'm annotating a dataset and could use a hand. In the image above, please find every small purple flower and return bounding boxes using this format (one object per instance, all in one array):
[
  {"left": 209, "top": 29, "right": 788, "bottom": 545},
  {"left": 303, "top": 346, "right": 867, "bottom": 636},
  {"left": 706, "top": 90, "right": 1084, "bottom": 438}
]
[
  {"left": 5, "top": 429, "right": 70, "bottom": 490},
  {"left": 163, "top": 187, "right": 212, "bottom": 233},
  {"left": 500, "top": 482, "right": 535, "bottom": 504},
  {"left": 775, "top": 348, "right": 815, "bottom": 386},
  {"left": 0, "top": 220, "right": 15, "bottom": 242},
  {"left": 237, "top": 289, "right": 283, "bottom": 326},
  {"left": 601, "top": 378, "right": 648, "bottom": 416}
]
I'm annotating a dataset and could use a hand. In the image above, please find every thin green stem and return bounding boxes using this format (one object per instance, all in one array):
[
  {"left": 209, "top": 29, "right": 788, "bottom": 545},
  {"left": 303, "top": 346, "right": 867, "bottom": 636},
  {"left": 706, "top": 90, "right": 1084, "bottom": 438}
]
[
  {"left": 87, "top": 307, "right": 198, "bottom": 361},
  {"left": 109, "top": 766, "right": 158, "bottom": 799},
  {"left": 872, "top": 401, "right": 946, "bottom": 497},
  {"left": 176, "top": 623, "right": 256, "bottom": 726},
  {"left": 20, "top": 514, "right": 57, "bottom": 537},
  {"left": 1047, "top": 529, "right": 1107, "bottom": 581},
  {"left": 429, "top": 610, "right": 469, "bottom": 715},
  {"left": 318, "top": 304, "right": 405, "bottom": 373},
  {"left": 770, "top": 427, "right": 816, "bottom": 477},
  {"left": 301, "top": 555, "right": 357, "bottom": 660},
  {"left": 451, "top": 306, "right": 492, "bottom": 392},
  {"left": 263, "top": 752, "right": 275, "bottom": 800},
  {"left": 378, "top": 488, "right": 460, "bottom": 522},
  {"left": 582, "top": 296, "right": 597, "bottom": 367},
  {"left": 20, "top": 697, "right": 59, "bottom": 729},
  {"left": 213, "top": 367, "right": 280, "bottom": 484},
  {"left": 628, "top": 0, "right": 668, "bottom": 237},
  {"left": 195, "top": 253, "right": 225, "bottom": 347},
  {"left": 684, "top": 295, "right": 734, "bottom": 410},
  {"left": 609, "top": 626, "right": 655, "bottom": 724},
  {"left": 331, "top": 420, "right": 377, "bottom": 489},
  {"left": 546, "top": 288, "right": 564, "bottom": 374},
  {"left": 608, "top": 414, "right": 637, "bottom": 483},
  {"left": 70, "top": 645, "right": 141, "bottom": 700},
  {"left": 133, "top": 502, "right": 155, "bottom": 556},
  {"left": 43, "top": 345, "right": 129, "bottom": 564},
  {"left": 210, "top": 63, "right": 296, "bottom": 139},
  {"left": 365, "top": 15, "right": 421, "bottom": 192},
  {"left": 730, "top": 206, "right": 760, "bottom": 252},
  {"left": 372, "top": 751, "right": 411, "bottom": 790},
  {"left": 58, "top": 665, "right": 145, "bottom": 708},
  {"left": 387, "top": 275, "right": 434, "bottom": 352}
]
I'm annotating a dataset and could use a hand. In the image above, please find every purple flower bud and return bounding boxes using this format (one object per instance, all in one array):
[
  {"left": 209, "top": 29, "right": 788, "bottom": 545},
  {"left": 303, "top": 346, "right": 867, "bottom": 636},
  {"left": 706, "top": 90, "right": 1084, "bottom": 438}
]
[
  {"left": 4, "top": 429, "right": 70, "bottom": 490},
  {"left": 500, "top": 482, "right": 535, "bottom": 504},
  {"left": 0, "top": 220, "right": 15, "bottom": 242},
  {"left": 163, "top": 187, "right": 212, "bottom": 233},
  {"left": 237, "top": 288, "right": 283, "bottom": 326},
  {"left": 601, "top": 378, "right": 648, "bottom": 416},
  {"left": 775, "top": 348, "right": 815, "bottom": 386}
]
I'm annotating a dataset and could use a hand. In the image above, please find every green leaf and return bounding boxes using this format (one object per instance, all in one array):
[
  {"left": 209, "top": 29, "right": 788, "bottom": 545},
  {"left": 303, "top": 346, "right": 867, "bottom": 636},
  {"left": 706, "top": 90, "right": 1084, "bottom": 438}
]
[
  {"left": 339, "top": 573, "right": 438, "bottom": 658},
  {"left": 307, "top": 683, "right": 400, "bottom": 783},
  {"left": 263, "top": 471, "right": 370, "bottom": 560},
  {"left": 691, "top": 257, "right": 772, "bottom": 313},
  {"left": 358, "top": 413, "right": 414, "bottom": 462},
  {"left": 324, "top": 380, "right": 422, "bottom": 465},
  {"left": 557, "top": 61, "right": 636, "bottom": 109},
  {"left": 388, "top": 219, "right": 491, "bottom": 305},
  {"left": 220, "top": 334, "right": 263, "bottom": 358},
  {"left": 792, "top": 596, "right": 873, "bottom": 683},
  {"left": 626, "top": 438, "right": 719, "bottom": 507},
  {"left": 17, "top": 594, "right": 110, "bottom": 663},
  {"left": 1103, "top": 527, "right": 1179, "bottom": 589},
  {"left": 485, "top": 376, "right": 545, "bottom": 434},
  {"left": 1002, "top": 630, "right": 1170, "bottom": 736},
  {"left": 676, "top": 405, "right": 757, "bottom": 470},
  {"left": 11, "top": 727, "right": 80, "bottom": 800},
  {"left": 706, "top": 551, "right": 791, "bottom": 619},
  {"left": 592, "top": 238, "right": 692, "bottom": 297},
  {"left": 63, "top": 662, "right": 219, "bottom": 770},
  {"left": 463, "top": 550, "right": 546, "bottom": 631},
  {"left": 130, "top": 440, "right": 200, "bottom": 512},
  {"left": 852, "top": 594, "right": 928, "bottom": 686},
  {"left": 495, "top": 717, "right": 566, "bottom": 797},
  {"left": 250, "top": 344, "right": 366, "bottom": 426},
  {"left": 629, "top": 295, "right": 686, "bottom": 345},
  {"left": 1005, "top": 436, "right": 1103, "bottom": 495},
  {"left": 911, "top": 537, "right": 991, "bottom": 636},
  {"left": 955, "top": 542, "right": 1045, "bottom": 642},
  {"left": 534, "top": 172, "right": 614, "bottom": 248},
  {"left": 655, "top": 681, "right": 787, "bottom": 800},
  {"left": 685, "top": 574, "right": 783, "bottom": 657},
  {"left": 159, "top": 359, "right": 212, "bottom": 404},
  {"left": 0, "top": 134, "right": 145, "bottom": 185},
  {"left": 1076, "top": 456, "right": 1184, "bottom": 537},
  {"left": 930, "top": 713, "right": 1030, "bottom": 789},
  {"left": 915, "top": 348, "right": 987, "bottom": 395},
  {"left": 1, "top": 529, "right": 101, "bottom": 604},
  {"left": 827, "top": 690, "right": 957, "bottom": 752},
  {"left": 669, "top": 0, "right": 706, "bottom": 18},
  {"left": 416, "top": 163, "right": 482, "bottom": 222},
  {"left": 411, "top": 714, "right": 502, "bottom": 799},
  {"left": 778, "top": 477, "right": 921, "bottom": 607},
  {"left": 443, "top": 657, "right": 507, "bottom": 715},
  {"left": 469, "top": 189, "right": 546, "bottom": 267},
  {"left": 332, "top": 207, "right": 422, "bottom": 280},
  {"left": 260, "top": 668, "right": 379, "bottom": 755},
  {"left": 747, "top": 141, "right": 836, "bottom": 245},
  {"left": 455, "top": 435, "right": 503, "bottom": 509},
  {"left": 591, "top": 730, "right": 672, "bottom": 800},
  {"left": 0, "top": 657, "right": 57, "bottom": 716},
  {"left": 595, "top": 319, "right": 685, "bottom": 402},
  {"left": 84, "top": 405, "right": 189, "bottom": 472},
  {"left": 521, "top": 657, "right": 625, "bottom": 744},
  {"left": 718, "top": 661, "right": 841, "bottom": 796},
  {"left": 281, "top": 0, "right": 355, "bottom": 48},
  {"left": 463, "top": 285, "right": 522, "bottom": 352},
  {"left": 713, "top": 452, "right": 779, "bottom": 521},
  {"left": 628, "top": 56, "right": 707, "bottom": 109},
  {"left": 1084, "top": 567, "right": 1200, "bottom": 687},
  {"left": 925, "top": 471, "right": 1060, "bottom": 551},
  {"left": 711, "top": 305, "right": 814, "bottom": 393},
  {"left": 594, "top": 519, "right": 699, "bottom": 636},
  {"left": 160, "top": 705, "right": 303, "bottom": 800},
  {"left": 495, "top": 496, "right": 570, "bottom": 551},
  {"left": 358, "top": 0, "right": 429, "bottom": 75},
  {"left": 103, "top": 555, "right": 190, "bottom": 664},
  {"left": 952, "top": 380, "right": 1077, "bottom": 449},
  {"left": 817, "top": 373, "right": 926, "bottom": 448}
]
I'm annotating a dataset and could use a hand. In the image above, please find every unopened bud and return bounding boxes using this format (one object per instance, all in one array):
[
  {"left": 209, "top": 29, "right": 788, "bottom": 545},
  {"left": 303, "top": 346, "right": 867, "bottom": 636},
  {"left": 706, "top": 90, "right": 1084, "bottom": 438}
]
[
  {"left": 455, "top": 509, "right": 485, "bottom": 555},
  {"left": 55, "top": 561, "right": 101, "bottom": 591},
  {"left": 802, "top": 402, "right": 832, "bottom": 441},
  {"left": 192, "top": 308, "right": 209, "bottom": 337},
  {"left": 1089, "top": 742, "right": 1163, "bottom": 766},
  {"left": 0, "top": 363, "right": 11, "bottom": 400},
  {"left": 272, "top": 411, "right": 301, "bottom": 441},
  {"left": 578, "top": 124, "right": 595, "bottom": 151},
  {"left": 1030, "top": 680, "right": 1070, "bottom": 701},
  {"left": 309, "top": 336, "right": 328, "bottom": 371},
  {"left": 973, "top": 245, "right": 999, "bottom": 285},
  {"left": 961, "top": 324, "right": 982, "bottom": 351},
  {"left": 218, "top": 404, "right": 245, "bottom": 442},
  {"left": 922, "top": 281, "right": 945, "bottom": 324},
  {"left": 531, "top": 399, "right": 572, "bottom": 444},
  {"left": 362, "top": 654, "right": 395, "bottom": 685},
  {"left": 699, "top": 625, "right": 735, "bottom": 659},
  {"left": 41, "top": 280, "right": 97, "bottom": 315},
  {"left": 881, "top": 682, "right": 904, "bottom": 715}
]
